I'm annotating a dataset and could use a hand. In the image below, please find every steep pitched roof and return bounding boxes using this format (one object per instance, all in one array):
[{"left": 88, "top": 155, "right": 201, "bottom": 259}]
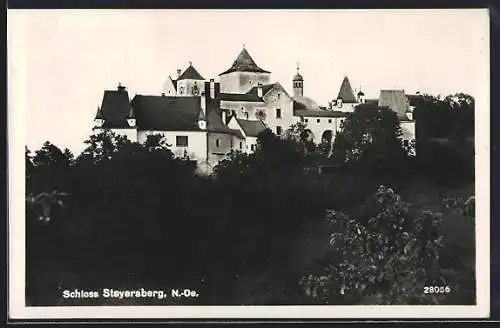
[
  {"left": 178, "top": 63, "right": 205, "bottom": 81},
  {"left": 378, "top": 90, "right": 410, "bottom": 118},
  {"left": 131, "top": 96, "right": 201, "bottom": 131},
  {"left": 206, "top": 110, "right": 235, "bottom": 134},
  {"left": 98, "top": 88, "right": 133, "bottom": 129},
  {"left": 236, "top": 119, "right": 267, "bottom": 137},
  {"left": 95, "top": 106, "right": 104, "bottom": 119},
  {"left": 337, "top": 76, "right": 357, "bottom": 103},
  {"left": 130, "top": 95, "right": 233, "bottom": 134},
  {"left": 219, "top": 48, "right": 271, "bottom": 76}
]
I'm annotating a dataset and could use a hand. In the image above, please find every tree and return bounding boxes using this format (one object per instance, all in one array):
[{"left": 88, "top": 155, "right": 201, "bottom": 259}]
[
  {"left": 284, "top": 122, "right": 316, "bottom": 154},
  {"left": 32, "top": 142, "right": 73, "bottom": 169},
  {"left": 143, "top": 133, "right": 172, "bottom": 151},
  {"left": 331, "top": 104, "right": 410, "bottom": 182},
  {"left": 300, "top": 185, "right": 446, "bottom": 305},
  {"left": 76, "top": 129, "right": 129, "bottom": 165}
]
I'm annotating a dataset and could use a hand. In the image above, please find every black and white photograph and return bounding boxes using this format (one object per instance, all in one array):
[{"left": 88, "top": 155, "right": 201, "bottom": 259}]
[{"left": 8, "top": 9, "right": 490, "bottom": 319}]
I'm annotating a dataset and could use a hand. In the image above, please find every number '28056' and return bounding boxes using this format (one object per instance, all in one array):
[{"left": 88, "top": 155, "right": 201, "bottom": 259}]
[{"left": 424, "top": 286, "right": 451, "bottom": 294}]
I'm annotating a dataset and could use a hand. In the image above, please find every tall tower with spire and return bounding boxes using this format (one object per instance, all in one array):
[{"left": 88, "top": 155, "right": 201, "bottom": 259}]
[{"left": 293, "top": 63, "right": 304, "bottom": 99}]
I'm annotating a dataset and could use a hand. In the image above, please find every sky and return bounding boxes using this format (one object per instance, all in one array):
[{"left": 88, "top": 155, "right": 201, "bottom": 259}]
[{"left": 8, "top": 9, "right": 489, "bottom": 154}]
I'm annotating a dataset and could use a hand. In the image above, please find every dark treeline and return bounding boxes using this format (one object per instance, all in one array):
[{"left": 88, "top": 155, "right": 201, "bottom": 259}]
[{"left": 25, "top": 95, "right": 475, "bottom": 305}]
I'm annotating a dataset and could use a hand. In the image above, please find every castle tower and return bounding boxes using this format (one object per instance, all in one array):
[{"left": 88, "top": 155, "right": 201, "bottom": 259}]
[
  {"left": 219, "top": 46, "right": 271, "bottom": 94},
  {"left": 293, "top": 63, "right": 304, "bottom": 99}
]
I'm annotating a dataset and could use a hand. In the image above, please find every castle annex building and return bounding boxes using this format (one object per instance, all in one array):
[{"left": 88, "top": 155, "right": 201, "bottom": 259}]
[{"left": 93, "top": 47, "right": 416, "bottom": 169}]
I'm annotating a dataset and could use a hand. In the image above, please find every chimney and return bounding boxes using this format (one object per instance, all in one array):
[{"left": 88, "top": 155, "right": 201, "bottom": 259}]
[
  {"left": 177, "top": 69, "right": 181, "bottom": 78},
  {"left": 161, "top": 92, "right": 165, "bottom": 97},
  {"left": 209, "top": 79, "right": 215, "bottom": 99},
  {"left": 200, "top": 91, "right": 206, "bottom": 112},
  {"left": 222, "top": 110, "right": 227, "bottom": 125},
  {"left": 257, "top": 82, "right": 263, "bottom": 98},
  {"left": 117, "top": 83, "right": 126, "bottom": 91}
]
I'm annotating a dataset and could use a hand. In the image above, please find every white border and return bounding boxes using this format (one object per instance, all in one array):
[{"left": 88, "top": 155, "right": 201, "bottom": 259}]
[{"left": 8, "top": 9, "right": 490, "bottom": 320}]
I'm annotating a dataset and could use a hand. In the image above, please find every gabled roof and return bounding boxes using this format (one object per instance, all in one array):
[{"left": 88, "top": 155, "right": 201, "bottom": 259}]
[
  {"left": 170, "top": 76, "right": 178, "bottom": 91},
  {"left": 206, "top": 110, "right": 235, "bottom": 134},
  {"left": 98, "top": 88, "right": 133, "bottom": 129},
  {"left": 219, "top": 48, "right": 271, "bottom": 76},
  {"left": 178, "top": 63, "right": 205, "bottom": 81},
  {"left": 246, "top": 83, "right": 276, "bottom": 97},
  {"left": 220, "top": 83, "right": 279, "bottom": 103},
  {"left": 231, "top": 129, "right": 245, "bottom": 139},
  {"left": 378, "top": 90, "right": 409, "bottom": 118},
  {"left": 337, "top": 76, "right": 357, "bottom": 103},
  {"left": 236, "top": 118, "right": 267, "bottom": 137}
]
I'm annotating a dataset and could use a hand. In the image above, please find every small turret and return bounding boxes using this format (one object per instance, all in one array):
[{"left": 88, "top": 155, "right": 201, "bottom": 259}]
[
  {"left": 197, "top": 107, "right": 207, "bottom": 130},
  {"left": 126, "top": 106, "right": 136, "bottom": 127},
  {"left": 94, "top": 106, "right": 104, "bottom": 127},
  {"left": 293, "top": 62, "right": 304, "bottom": 99},
  {"left": 357, "top": 87, "right": 365, "bottom": 104}
]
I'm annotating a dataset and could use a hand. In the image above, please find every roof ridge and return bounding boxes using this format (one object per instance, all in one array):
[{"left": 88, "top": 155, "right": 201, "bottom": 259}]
[
  {"left": 219, "top": 48, "right": 271, "bottom": 76},
  {"left": 178, "top": 64, "right": 205, "bottom": 80}
]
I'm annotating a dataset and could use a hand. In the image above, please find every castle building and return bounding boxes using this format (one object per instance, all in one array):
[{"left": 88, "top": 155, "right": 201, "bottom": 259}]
[{"left": 93, "top": 47, "right": 416, "bottom": 170}]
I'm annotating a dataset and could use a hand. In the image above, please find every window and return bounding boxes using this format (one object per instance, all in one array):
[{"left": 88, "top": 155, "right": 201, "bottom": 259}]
[
  {"left": 239, "top": 141, "right": 243, "bottom": 149},
  {"left": 317, "top": 119, "right": 320, "bottom": 123},
  {"left": 231, "top": 110, "right": 236, "bottom": 117},
  {"left": 251, "top": 144, "right": 255, "bottom": 151},
  {"left": 403, "top": 140, "right": 409, "bottom": 147},
  {"left": 179, "top": 86, "right": 184, "bottom": 95},
  {"left": 276, "top": 126, "right": 282, "bottom": 135},
  {"left": 176, "top": 136, "right": 188, "bottom": 147},
  {"left": 216, "top": 139, "right": 220, "bottom": 147},
  {"left": 230, "top": 139, "right": 234, "bottom": 148},
  {"left": 305, "top": 118, "right": 309, "bottom": 123},
  {"left": 328, "top": 119, "right": 332, "bottom": 123},
  {"left": 245, "top": 112, "right": 249, "bottom": 119},
  {"left": 276, "top": 108, "right": 282, "bottom": 118},
  {"left": 277, "top": 93, "right": 281, "bottom": 100}
]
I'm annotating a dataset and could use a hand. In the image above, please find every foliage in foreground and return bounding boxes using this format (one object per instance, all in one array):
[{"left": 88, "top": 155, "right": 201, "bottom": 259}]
[{"left": 300, "top": 185, "right": 473, "bottom": 305}]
